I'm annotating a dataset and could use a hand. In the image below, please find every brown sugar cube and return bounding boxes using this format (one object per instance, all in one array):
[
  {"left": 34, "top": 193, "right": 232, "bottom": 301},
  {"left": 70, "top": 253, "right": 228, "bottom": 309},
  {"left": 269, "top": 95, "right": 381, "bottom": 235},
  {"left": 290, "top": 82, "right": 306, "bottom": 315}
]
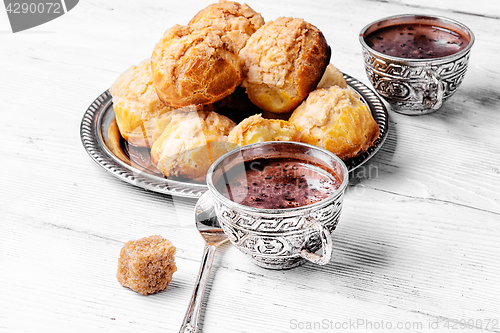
[{"left": 117, "top": 235, "right": 177, "bottom": 295}]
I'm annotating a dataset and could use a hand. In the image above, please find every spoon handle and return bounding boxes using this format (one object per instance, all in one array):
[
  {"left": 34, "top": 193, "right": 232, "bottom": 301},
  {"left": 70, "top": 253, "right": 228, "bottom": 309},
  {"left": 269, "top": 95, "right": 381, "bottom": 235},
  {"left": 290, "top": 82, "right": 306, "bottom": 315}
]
[{"left": 179, "top": 244, "right": 217, "bottom": 333}]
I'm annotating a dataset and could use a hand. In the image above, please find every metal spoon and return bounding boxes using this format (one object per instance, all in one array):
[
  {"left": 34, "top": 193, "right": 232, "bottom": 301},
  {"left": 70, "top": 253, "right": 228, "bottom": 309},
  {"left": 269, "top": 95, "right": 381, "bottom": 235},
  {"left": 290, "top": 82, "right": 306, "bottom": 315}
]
[{"left": 179, "top": 192, "right": 228, "bottom": 333}]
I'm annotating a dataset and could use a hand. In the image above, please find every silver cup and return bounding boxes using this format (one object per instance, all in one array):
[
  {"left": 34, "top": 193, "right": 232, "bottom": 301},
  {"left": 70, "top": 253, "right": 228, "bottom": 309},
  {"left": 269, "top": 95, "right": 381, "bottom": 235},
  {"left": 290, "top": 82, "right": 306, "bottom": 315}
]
[
  {"left": 359, "top": 14, "right": 474, "bottom": 115},
  {"left": 206, "top": 142, "right": 349, "bottom": 269}
]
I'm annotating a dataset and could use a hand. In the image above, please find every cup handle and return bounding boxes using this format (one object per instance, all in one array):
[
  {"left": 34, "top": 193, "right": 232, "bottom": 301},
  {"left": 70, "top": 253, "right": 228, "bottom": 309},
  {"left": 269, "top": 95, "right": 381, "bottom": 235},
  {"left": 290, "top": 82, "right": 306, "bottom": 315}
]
[
  {"left": 299, "top": 217, "right": 333, "bottom": 265},
  {"left": 423, "top": 67, "right": 444, "bottom": 110}
]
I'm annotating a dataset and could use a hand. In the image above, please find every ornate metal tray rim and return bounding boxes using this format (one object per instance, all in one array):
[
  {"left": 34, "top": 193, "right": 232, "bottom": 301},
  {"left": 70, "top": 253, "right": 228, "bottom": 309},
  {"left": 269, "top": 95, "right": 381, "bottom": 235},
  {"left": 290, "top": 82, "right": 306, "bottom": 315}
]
[{"left": 80, "top": 73, "right": 389, "bottom": 199}]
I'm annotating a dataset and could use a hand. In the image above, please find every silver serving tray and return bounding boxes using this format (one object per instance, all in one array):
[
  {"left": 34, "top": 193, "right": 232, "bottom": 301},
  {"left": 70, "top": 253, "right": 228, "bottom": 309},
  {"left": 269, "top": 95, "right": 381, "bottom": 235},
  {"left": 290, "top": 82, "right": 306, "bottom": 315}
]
[{"left": 80, "top": 74, "right": 389, "bottom": 198}]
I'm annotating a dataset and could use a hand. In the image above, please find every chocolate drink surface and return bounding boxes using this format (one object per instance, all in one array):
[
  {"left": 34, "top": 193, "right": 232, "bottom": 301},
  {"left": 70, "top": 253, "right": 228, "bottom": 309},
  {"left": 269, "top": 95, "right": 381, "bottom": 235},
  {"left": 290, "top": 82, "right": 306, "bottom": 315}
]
[
  {"left": 364, "top": 23, "right": 469, "bottom": 59},
  {"left": 216, "top": 157, "right": 341, "bottom": 209}
]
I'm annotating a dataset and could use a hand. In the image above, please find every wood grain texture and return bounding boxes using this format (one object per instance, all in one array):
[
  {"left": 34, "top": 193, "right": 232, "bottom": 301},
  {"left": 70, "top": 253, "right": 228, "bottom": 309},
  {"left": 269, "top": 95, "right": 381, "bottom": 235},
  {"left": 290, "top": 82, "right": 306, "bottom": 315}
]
[{"left": 1, "top": 0, "right": 499, "bottom": 332}]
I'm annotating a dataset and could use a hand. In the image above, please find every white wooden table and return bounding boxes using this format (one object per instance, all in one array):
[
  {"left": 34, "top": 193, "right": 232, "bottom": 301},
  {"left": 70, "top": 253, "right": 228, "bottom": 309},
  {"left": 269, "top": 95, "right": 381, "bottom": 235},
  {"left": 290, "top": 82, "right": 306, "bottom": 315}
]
[{"left": 1, "top": 1, "right": 499, "bottom": 332}]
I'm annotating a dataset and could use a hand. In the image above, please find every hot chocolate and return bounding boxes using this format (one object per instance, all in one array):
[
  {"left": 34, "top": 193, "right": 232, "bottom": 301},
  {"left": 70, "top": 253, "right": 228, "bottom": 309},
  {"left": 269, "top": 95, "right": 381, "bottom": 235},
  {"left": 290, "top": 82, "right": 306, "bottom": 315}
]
[
  {"left": 364, "top": 23, "right": 469, "bottom": 59},
  {"left": 215, "top": 157, "right": 341, "bottom": 209}
]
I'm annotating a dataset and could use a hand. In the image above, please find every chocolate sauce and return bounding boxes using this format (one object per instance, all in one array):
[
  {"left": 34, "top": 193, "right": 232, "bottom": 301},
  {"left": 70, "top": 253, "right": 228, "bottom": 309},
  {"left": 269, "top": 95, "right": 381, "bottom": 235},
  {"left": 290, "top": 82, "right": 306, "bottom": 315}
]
[
  {"left": 216, "top": 157, "right": 341, "bottom": 209},
  {"left": 365, "top": 23, "right": 468, "bottom": 59}
]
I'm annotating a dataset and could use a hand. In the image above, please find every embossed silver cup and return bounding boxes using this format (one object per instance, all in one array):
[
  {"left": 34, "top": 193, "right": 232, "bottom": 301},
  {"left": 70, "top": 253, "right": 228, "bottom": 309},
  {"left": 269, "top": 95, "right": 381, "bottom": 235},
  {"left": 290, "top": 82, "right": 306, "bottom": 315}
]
[
  {"left": 359, "top": 14, "right": 474, "bottom": 115},
  {"left": 206, "top": 142, "right": 349, "bottom": 269}
]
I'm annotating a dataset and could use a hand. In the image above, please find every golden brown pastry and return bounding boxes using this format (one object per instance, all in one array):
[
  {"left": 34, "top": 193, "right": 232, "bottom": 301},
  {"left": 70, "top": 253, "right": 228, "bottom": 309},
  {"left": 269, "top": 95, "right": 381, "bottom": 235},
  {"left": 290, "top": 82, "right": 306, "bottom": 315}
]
[
  {"left": 117, "top": 235, "right": 177, "bottom": 296},
  {"left": 228, "top": 114, "right": 300, "bottom": 146},
  {"left": 137, "top": 109, "right": 183, "bottom": 145},
  {"left": 189, "top": 0, "right": 265, "bottom": 52},
  {"left": 239, "top": 17, "right": 330, "bottom": 114},
  {"left": 151, "top": 24, "right": 242, "bottom": 107},
  {"left": 317, "top": 64, "right": 348, "bottom": 89},
  {"left": 289, "top": 86, "right": 380, "bottom": 160},
  {"left": 151, "top": 111, "right": 237, "bottom": 181},
  {"left": 139, "top": 105, "right": 212, "bottom": 145},
  {"left": 109, "top": 59, "right": 176, "bottom": 147}
]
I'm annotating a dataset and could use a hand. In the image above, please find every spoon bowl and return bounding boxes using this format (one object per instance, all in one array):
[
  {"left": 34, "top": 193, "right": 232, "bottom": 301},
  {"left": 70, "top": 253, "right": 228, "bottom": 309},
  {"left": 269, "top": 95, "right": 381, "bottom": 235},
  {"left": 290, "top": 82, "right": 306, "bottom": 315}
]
[{"left": 194, "top": 192, "right": 228, "bottom": 245}]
